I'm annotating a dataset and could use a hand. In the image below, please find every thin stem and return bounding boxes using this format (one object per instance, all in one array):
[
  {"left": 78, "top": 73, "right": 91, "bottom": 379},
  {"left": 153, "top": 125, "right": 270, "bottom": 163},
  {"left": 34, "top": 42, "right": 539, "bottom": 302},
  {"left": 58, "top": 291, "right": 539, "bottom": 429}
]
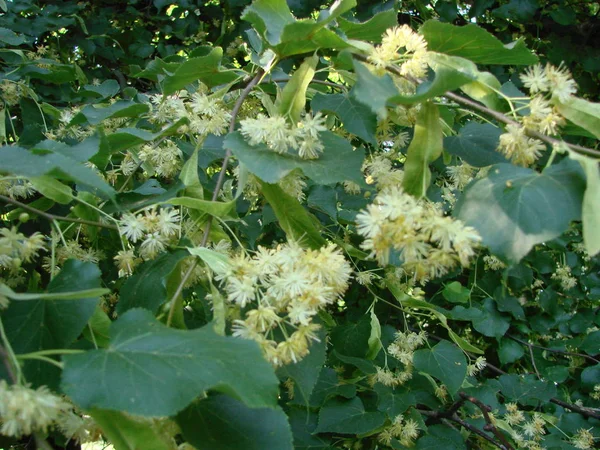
[
  {"left": 17, "top": 349, "right": 84, "bottom": 357},
  {"left": 508, "top": 334, "right": 600, "bottom": 364},
  {"left": 166, "top": 69, "right": 265, "bottom": 327},
  {"left": 459, "top": 392, "right": 515, "bottom": 450},
  {"left": 16, "top": 354, "right": 64, "bottom": 369},
  {"left": 0, "top": 194, "right": 118, "bottom": 230},
  {"left": 0, "top": 318, "right": 21, "bottom": 383}
]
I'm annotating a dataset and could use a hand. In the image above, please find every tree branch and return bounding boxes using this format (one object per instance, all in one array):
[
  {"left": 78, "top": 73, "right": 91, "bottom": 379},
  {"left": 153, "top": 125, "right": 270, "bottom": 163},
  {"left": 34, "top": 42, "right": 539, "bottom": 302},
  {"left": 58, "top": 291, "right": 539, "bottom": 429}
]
[
  {"left": 166, "top": 69, "right": 265, "bottom": 327},
  {"left": 508, "top": 334, "right": 600, "bottom": 365},
  {"left": 460, "top": 392, "right": 515, "bottom": 450},
  {"left": 0, "top": 194, "right": 118, "bottom": 230}
]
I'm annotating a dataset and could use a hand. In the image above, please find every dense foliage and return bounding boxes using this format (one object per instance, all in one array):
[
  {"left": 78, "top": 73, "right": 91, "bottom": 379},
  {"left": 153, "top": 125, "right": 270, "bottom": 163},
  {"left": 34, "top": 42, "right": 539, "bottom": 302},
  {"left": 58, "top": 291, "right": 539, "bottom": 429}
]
[{"left": 1, "top": 0, "right": 599, "bottom": 449}]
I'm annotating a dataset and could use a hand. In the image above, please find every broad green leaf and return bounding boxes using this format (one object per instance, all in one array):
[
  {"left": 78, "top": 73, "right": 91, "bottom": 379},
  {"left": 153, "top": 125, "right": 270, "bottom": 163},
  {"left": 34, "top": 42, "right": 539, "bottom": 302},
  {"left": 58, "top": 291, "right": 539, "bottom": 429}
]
[
  {"left": 337, "top": 10, "right": 398, "bottom": 43},
  {"left": 62, "top": 309, "right": 279, "bottom": 416},
  {"left": 82, "top": 305, "right": 112, "bottom": 348},
  {"left": 20, "top": 60, "right": 78, "bottom": 84},
  {"left": 498, "top": 338, "right": 525, "bottom": 365},
  {"left": 2, "top": 260, "right": 102, "bottom": 388},
  {"left": 444, "top": 122, "right": 507, "bottom": 167},
  {"left": 315, "top": 397, "right": 386, "bottom": 435},
  {"left": 333, "top": 351, "right": 376, "bottom": 374},
  {"left": 413, "top": 340, "right": 467, "bottom": 395},
  {"left": 455, "top": 159, "right": 586, "bottom": 262},
  {"left": 177, "top": 395, "right": 293, "bottom": 450},
  {"left": 414, "top": 424, "right": 465, "bottom": 449},
  {"left": 352, "top": 61, "right": 398, "bottom": 118},
  {"left": 71, "top": 100, "right": 149, "bottom": 126},
  {"left": 311, "top": 93, "right": 377, "bottom": 145},
  {"left": 80, "top": 80, "right": 121, "bottom": 99},
  {"left": 471, "top": 298, "right": 510, "bottom": 339},
  {"left": 259, "top": 181, "right": 326, "bottom": 249},
  {"left": 581, "top": 330, "right": 600, "bottom": 355},
  {"left": 187, "top": 247, "right": 231, "bottom": 275},
  {"left": 498, "top": 374, "right": 557, "bottom": 406},
  {"left": 89, "top": 409, "right": 175, "bottom": 450},
  {"left": 166, "top": 197, "right": 237, "bottom": 219},
  {"left": 117, "top": 250, "right": 189, "bottom": 315},
  {"left": 420, "top": 20, "right": 537, "bottom": 65},
  {"left": 460, "top": 71, "right": 503, "bottom": 110},
  {"left": 556, "top": 97, "right": 600, "bottom": 140},
  {"left": 162, "top": 48, "right": 240, "bottom": 94},
  {"left": 103, "top": 119, "right": 189, "bottom": 154},
  {"left": 442, "top": 282, "right": 470, "bottom": 304},
  {"left": 375, "top": 384, "right": 415, "bottom": 418},
  {"left": 0, "top": 145, "right": 115, "bottom": 199},
  {"left": 277, "top": 328, "right": 327, "bottom": 404},
  {"left": 571, "top": 233, "right": 600, "bottom": 280},
  {"left": 493, "top": 0, "right": 540, "bottom": 22},
  {"left": 402, "top": 102, "right": 443, "bottom": 197},
  {"left": 366, "top": 309, "right": 382, "bottom": 360},
  {"left": 330, "top": 315, "right": 372, "bottom": 358},
  {"left": 307, "top": 185, "right": 338, "bottom": 218},
  {"left": 242, "top": 0, "right": 295, "bottom": 45},
  {"left": 288, "top": 407, "right": 332, "bottom": 450},
  {"left": 225, "top": 130, "right": 365, "bottom": 185},
  {"left": 0, "top": 27, "right": 26, "bottom": 45},
  {"left": 302, "top": 368, "right": 356, "bottom": 408},
  {"left": 276, "top": 54, "right": 318, "bottom": 123},
  {"left": 29, "top": 176, "right": 72, "bottom": 204}
]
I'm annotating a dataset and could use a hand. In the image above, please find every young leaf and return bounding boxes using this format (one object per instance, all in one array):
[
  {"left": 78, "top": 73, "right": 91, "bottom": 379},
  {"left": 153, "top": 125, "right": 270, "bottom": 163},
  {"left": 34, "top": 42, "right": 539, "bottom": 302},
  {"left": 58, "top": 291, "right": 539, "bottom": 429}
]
[
  {"left": 413, "top": 340, "right": 467, "bottom": 395},
  {"left": 28, "top": 176, "right": 72, "bottom": 204},
  {"left": 276, "top": 54, "right": 318, "bottom": 123},
  {"left": 569, "top": 153, "right": 600, "bottom": 256},
  {"left": 402, "top": 102, "right": 443, "bottom": 197},
  {"left": 556, "top": 97, "right": 600, "bottom": 140},
  {"left": 62, "top": 309, "right": 279, "bottom": 416}
]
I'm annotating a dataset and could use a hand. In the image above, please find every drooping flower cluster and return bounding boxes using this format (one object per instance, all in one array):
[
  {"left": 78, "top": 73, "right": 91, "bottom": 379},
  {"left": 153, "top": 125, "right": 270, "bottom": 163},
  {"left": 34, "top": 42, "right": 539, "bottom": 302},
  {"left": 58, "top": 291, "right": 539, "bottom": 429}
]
[
  {"left": 0, "top": 180, "right": 36, "bottom": 200},
  {"left": 42, "top": 239, "right": 104, "bottom": 276},
  {"left": 356, "top": 187, "right": 481, "bottom": 284},
  {"left": 372, "top": 330, "right": 427, "bottom": 387},
  {"left": 0, "top": 380, "right": 71, "bottom": 438},
  {"left": 551, "top": 263, "right": 577, "bottom": 291},
  {"left": 377, "top": 414, "right": 420, "bottom": 447},
  {"left": 138, "top": 139, "right": 184, "bottom": 179},
  {"left": 520, "top": 63, "right": 577, "bottom": 103},
  {"left": 239, "top": 112, "right": 328, "bottom": 159},
  {"left": 0, "top": 227, "right": 46, "bottom": 287},
  {"left": 498, "top": 123, "right": 546, "bottom": 167},
  {"left": 116, "top": 206, "right": 180, "bottom": 269},
  {"left": 368, "top": 25, "right": 429, "bottom": 79},
  {"left": 214, "top": 241, "right": 352, "bottom": 366},
  {"left": 362, "top": 154, "right": 404, "bottom": 190}
]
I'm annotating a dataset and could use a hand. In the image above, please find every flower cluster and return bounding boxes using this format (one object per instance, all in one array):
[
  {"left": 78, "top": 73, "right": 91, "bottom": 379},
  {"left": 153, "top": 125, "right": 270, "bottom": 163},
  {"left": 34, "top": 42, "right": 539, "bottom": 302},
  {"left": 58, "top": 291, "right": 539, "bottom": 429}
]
[
  {"left": 497, "top": 124, "right": 546, "bottom": 167},
  {"left": 551, "top": 264, "right": 577, "bottom": 291},
  {"left": 117, "top": 206, "right": 180, "bottom": 269},
  {"left": 356, "top": 187, "right": 481, "bottom": 284},
  {"left": 520, "top": 63, "right": 577, "bottom": 103},
  {"left": 368, "top": 25, "right": 429, "bottom": 79},
  {"left": 0, "top": 227, "right": 46, "bottom": 286},
  {"left": 0, "top": 180, "right": 36, "bottom": 200},
  {"left": 214, "top": 241, "right": 352, "bottom": 366},
  {"left": 372, "top": 330, "right": 427, "bottom": 387},
  {"left": 0, "top": 380, "right": 71, "bottom": 438},
  {"left": 363, "top": 154, "right": 404, "bottom": 191},
  {"left": 239, "top": 112, "right": 328, "bottom": 159},
  {"left": 138, "top": 139, "right": 183, "bottom": 179},
  {"left": 377, "top": 414, "right": 420, "bottom": 447}
]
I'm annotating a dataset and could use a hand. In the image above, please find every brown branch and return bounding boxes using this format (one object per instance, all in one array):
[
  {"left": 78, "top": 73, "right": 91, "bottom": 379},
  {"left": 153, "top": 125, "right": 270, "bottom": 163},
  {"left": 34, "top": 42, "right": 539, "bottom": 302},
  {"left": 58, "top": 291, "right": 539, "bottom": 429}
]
[
  {"left": 166, "top": 69, "right": 265, "bottom": 327},
  {"left": 460, "top": 392, "right": 515, "bottom": 450},
  {"left": 0, "top": 194, "right": 118, "bottom": 230},
  {"left": 352, "top": 53, "right": 600, "bottom": 158},
  {"left": 508, "top": 334, "right": 600, "bottom": 365},
  {"left": 549, "top": 397, "right": 600, "bottom": 420}
]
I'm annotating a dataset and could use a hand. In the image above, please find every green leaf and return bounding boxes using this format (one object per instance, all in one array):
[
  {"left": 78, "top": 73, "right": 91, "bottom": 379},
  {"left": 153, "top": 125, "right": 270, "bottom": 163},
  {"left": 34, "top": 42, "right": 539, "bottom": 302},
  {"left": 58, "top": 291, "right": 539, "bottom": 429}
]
[
  {"left": 162, "top": 47, "right": 240, "bottom": 94},
  {"left": 375, "top": 384, "right": 415, "bottom": 418},
  {"left": 28, "top": 176, "right": 72, "bottom": 204},
  {"left": 414, "top": 424, "right": 465, "bottom": 449},
  {"left": 72, "top": 100, "right": 149, "bottom": 126},
  {"left": 103, "top": 119, "right": 188, "bottom": 154},
  {"left": 80, "top": 80, "right": 121, "bottom": 99},
  {"left": 89, "top": 409, "right": 174, "bottom": 450},
  {"left": 304, "top": 367, "right": 356, "bottom": 408},
  {"left": 413, "top": 340, "right": 467, "bottom": 395},
  {"left": 2, "top": 260, "right": 102, "bottom": 388},
  {"left": 498, "top": 338, "right": 525, "bottom": 365},
  {"left": 337, "top": 10, "right": 398, "bottom": 43},
  {"left": 259, "top": 181, "right": 326, "bottom": 249},
  {"left": 0, "top": 27, "right": 26, "bottom": 45},
  {"left": 187, "top": 247, "right": 231, "bottom": 274},
  {"left": 442, "top": 282, "right": 470, "bottom": 304},
  {"left": 288, "top": 407, "right": 332, "bottom": 450},
  {"left": 225, "top": 130, "right": 366, "bottom": 186},
  {"left": 116, "top": 250, "right": 189, "bottom": 315},
  {"left": 277, "top": 328, "right": 327, "bottom": 404},
  {"left": 177, "top": 395, "right": 293, "bottom": 450},
  {"left": 460, "top": 71, "right": 503, "bottom": 110},
  {"left": 569, "top": 153, "right": 600, "bottom": 256},
  {"left": 315, "top": 397, "right": 387, "bottom": 435},
  {"left": 444, "top": 122, "right": 507, "bottom": 167},
  {"left": 307, "top": 185, "right": 338, "bottom": 218},
  {"left": 420, "top": 21, "right": 537, "bottom": 65},
  {"left": 498, "top": 374, "right": 557, "bottom": 405},
  {"left": 556, "top": 97, "right": 600, "bottom": 140},
  {"left": 330, "top": 315, "right": 371, "bottom": 358},
  {"left": 82, "top": 305, "right": 112, "bottom": 348},
  {"left": 0, "top": 145, "right": 115, "bottom": 199},
  {"left": 493, "top": 0, "right": 540, "bottom": 22},
  {"left": 276, "top": 54, "right": 318, "bottom": 123},
  {"left": 62, "top": 309, "right": 279, "bottom": 416},
  {"left": 402, "top": 102, "right": 443, "bottom": 197},
  {"left": 455, "top": 159, "right": 586, "bottom": 262},
  {"left": 581, "top": 331, "right": 600, "bottom": 355},
  {"left": 241, "top": 0, "right": 295, "bottom": 45},
  {"left": 352, "top": 61, "right": 398, "bottom": 118},
  {"left": 311, "top": 93, "right": 377, "bottom": 145},
  {"left": 471, "top": 298, "right": 510, "bottom": 338}
]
